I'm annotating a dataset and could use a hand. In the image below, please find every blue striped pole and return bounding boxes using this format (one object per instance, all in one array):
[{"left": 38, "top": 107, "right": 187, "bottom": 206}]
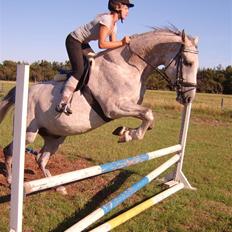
[
  {"left": 90, "top": 183, "right": 184, "bottom": 232},
  {"left": 24, "top": 145, "right": 181, "bottom": 194},
  {"left": 65, "top": 154, "right": 180, "bottom": 232}
]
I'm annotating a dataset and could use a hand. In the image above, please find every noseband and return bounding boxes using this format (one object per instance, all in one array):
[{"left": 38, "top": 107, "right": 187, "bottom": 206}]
[{"left": 128, "top": 44, "right": 198, "bottom": 92}]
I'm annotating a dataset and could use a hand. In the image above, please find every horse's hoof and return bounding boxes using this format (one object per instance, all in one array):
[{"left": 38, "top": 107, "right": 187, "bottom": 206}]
[
  {"left": 118, "top": 131, "right": 132, "bottom": 143},
  {"left": 112, "top": 126, "right": 126, "bottom": 136},
  {"left": 56, "top": 186, "right": 68, "bottom": 195}
]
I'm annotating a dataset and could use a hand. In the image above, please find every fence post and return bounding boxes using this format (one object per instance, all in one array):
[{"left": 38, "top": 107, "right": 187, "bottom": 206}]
[{"left": 221, "top": 97, "right": 224, "bottom": 111}]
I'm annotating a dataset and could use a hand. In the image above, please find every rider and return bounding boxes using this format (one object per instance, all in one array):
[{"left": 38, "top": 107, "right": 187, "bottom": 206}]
[{"left": 56, "top": 0, "right": 134, "bottom": 114}]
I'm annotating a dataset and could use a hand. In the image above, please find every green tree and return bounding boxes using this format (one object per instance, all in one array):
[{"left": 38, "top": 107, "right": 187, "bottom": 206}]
[{"left": 223, "top": 66, "right": 232, "bottom": 94}]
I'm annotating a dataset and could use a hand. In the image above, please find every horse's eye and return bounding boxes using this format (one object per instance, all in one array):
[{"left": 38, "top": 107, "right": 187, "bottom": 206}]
[{"left": 183, "top": 59, "right": 192, "bottom": 67}]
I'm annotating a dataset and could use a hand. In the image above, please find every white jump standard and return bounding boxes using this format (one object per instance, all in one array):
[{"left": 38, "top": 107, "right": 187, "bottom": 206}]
[{"left": 10, "top": 64, "right": 30, "bottom": 232}]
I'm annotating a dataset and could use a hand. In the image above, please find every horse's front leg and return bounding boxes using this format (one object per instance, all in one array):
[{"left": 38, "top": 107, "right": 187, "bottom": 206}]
[{"left": 109, "top": 102, "right": 154, "bottom": 143}]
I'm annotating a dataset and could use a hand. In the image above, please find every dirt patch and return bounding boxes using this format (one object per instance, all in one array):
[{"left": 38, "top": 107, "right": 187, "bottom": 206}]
[
  {"left": 191, "top": 116, "right": 231, "bottom": 127},
  {"left": 0, "top": 148, "right": 121, "bottom": 197},
  {"left": 202, "top": 199, "right": 232, "bottom": 215}
]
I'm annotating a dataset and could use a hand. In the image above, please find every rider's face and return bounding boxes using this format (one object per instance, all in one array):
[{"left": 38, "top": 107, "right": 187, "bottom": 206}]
[{"left": 119, "top": 5, "right": 129, "bottom": 19}]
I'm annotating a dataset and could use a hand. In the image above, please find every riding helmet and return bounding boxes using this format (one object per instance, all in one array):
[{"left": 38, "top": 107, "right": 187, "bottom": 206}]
[{"left": 108, "top": 0, "right": 134, "bottom": 12}]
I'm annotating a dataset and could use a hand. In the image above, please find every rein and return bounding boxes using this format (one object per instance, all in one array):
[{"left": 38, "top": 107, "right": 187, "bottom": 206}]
[{"left": 127, "top": 44, "right": 198, "bottom": 91}]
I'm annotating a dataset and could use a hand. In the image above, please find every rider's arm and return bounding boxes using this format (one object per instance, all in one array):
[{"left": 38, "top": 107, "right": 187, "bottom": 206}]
[
  {"left": 98, "top": 25, "right": 129, "bottom": 49},
  {"left": 109, "top": 31, "right": 117, "bottom": 42}
]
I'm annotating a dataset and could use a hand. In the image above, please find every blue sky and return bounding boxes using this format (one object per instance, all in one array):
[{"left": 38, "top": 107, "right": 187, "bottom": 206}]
[{"left": 0, "top": 0, "right": 231, "bottom": 68}]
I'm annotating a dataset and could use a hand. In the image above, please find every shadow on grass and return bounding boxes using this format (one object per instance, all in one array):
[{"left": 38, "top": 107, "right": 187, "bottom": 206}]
[
  {"left": 0, "top": 161, "right": 11, "bottom": 204},
  {"left": 0, "top": 194, "right": 10, "bottom": 204},
  {"left": 0, "top": 161, "right": 6, "bottom": 176},
  {"left": 51, "top": 170, "right": 133, "bottom": 232}
]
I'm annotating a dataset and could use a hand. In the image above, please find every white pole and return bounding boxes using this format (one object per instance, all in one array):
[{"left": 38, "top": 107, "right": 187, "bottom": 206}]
[
  {"left": 174, "top": 103, "right": 195, "bottom": 190},
  {"left": 178, "top": 103, "right": 192, "bottom": 170},
  {"left": 10, "top": 64, "right": 30, "bottom": 232}
]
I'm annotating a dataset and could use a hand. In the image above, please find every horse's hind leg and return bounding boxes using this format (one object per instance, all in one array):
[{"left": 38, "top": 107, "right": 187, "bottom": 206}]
[
  {"left": 36, "top": 135, "right": 66, "bottom": 194},
  {"left": 3, "top": 130, "right": 38, "bottom": 185},
  {"left": 3, "top": 142, "right": 13, "bottom": 184}
]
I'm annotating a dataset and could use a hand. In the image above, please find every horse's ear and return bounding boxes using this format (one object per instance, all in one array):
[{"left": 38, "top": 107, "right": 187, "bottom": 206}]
[
  {"left": 194, "top": 36, "right": 199, "bottom": 46},
  {"left": 181, "top": 30, "right": 186, "bottom": 43}
]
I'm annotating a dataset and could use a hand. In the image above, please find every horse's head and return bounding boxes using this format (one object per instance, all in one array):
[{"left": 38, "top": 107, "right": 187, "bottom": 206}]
[
  {"left": 127, "top": 28, "right": 199, "bottom": 104},
  {"left": 164, "top": 30, "right": 199, "bottom": 104}
]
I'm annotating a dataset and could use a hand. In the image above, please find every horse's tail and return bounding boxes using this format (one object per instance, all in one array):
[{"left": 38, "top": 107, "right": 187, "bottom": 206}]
[{"left": 0, "top": 87, "right": 16, "bottom": 124}]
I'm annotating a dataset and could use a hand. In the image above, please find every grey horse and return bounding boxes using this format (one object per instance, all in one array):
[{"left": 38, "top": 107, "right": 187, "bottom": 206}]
[{"left": 0, "top": 28, "right": 199, "bottom": 194}]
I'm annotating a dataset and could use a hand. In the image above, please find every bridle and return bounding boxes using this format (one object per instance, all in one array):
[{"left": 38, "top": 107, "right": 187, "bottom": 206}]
[{"left": 127, "top": 44, "right": 198, "bottom": 94}]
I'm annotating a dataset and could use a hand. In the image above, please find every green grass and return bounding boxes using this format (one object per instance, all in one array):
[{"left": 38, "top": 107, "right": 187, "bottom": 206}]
[{"left": 0, "top": 81, "right": 232, "bottom": 232}]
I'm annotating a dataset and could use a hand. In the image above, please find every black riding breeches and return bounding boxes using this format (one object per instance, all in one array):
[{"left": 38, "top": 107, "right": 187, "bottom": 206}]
[{"left": 65, "top": 34, "right": 90, "bottom": 80}]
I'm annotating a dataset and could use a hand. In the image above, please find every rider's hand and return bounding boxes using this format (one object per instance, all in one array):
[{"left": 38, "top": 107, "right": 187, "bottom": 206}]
[{"left": 122, "top": 36, "right": 131, "bottom": 45}]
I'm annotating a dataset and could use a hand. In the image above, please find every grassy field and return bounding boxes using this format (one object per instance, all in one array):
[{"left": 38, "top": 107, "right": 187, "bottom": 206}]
[{"left": 0, "top": 81, "right": 232, "bottom": 232}]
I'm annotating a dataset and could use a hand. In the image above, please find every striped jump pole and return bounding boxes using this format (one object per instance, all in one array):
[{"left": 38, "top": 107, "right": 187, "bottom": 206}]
[
  {"left": 24, "top": 144, "right": 181, "bottom": 195},
  {"left": 90, "top": 183, "right": 184, "bottom": 232},
  {"left": 65, "top": 154, "right": 180, "bottom": 232}
]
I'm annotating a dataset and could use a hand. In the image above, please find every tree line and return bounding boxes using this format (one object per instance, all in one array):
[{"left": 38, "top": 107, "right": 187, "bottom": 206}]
[{"left": 0, "top": 60, "right": 231, "bottom": 94}]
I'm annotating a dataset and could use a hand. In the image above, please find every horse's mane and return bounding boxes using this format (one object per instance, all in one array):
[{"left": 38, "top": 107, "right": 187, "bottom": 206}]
[
  {"left": 152, "top": 25, "right": 182, "bottom": 36},
  {"left": 130, "top": 25, "right": 194, "bottom": 40}
]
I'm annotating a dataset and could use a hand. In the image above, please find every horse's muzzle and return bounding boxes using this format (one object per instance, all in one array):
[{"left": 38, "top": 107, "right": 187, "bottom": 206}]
[{"left": 176, "top": 87, "right": 196, "bottom": 105}]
